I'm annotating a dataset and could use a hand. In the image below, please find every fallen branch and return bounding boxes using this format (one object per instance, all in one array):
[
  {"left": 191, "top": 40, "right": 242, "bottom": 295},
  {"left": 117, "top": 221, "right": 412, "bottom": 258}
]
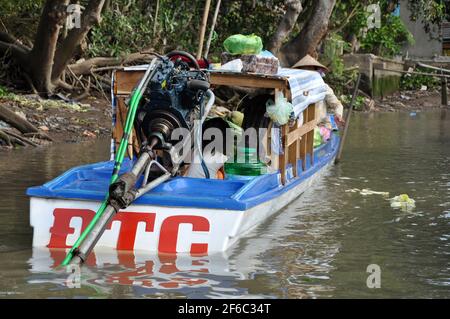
[
  {"left": 0, "top": 104, "right": 39, "bottom": 134},
  {"left": 0, "top": 129, "right": 12, "bottom": 147},
  {"left": 4, "top": 129, "right": 40, "bottom": 147},
  {"left": 23, "top": 132, "right": 54, "bottom": 142},
  {"left": 68, "top": 52, "right": 154, "bottom": 76}
]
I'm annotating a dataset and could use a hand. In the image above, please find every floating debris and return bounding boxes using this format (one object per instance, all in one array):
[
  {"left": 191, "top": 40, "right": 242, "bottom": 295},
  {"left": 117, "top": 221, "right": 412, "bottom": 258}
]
[
  {"left": 345, "top": 188, "right": 389, "bottom": 197},
  {"left": 390, "top": 194, "right": 416, "bottom": 211}
]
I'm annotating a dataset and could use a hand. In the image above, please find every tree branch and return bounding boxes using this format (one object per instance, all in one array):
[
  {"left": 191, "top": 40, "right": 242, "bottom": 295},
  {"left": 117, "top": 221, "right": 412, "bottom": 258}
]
[
  {"left": 0, "top": 40, "right": 29, "bottom": 67},
  {"left": 279, "top": 0, "right": 337, "bottom": 66},
  {"left": 0, "top": 31, "right": 31, "bottom": 51},
  {"left": 267, "top": 0, "right": 303, "bottom": 55},
  {"left": 330, "top": 3, "right": 361, "bottom": 34}
]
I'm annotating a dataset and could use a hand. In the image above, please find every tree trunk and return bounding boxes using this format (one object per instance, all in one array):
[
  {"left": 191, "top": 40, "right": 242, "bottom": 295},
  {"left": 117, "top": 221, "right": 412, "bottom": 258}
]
[
  {"left": 267, "top": 0, "right": 303, "bottom": 55},
  {"left": 279, "top": 0, "right": 336, "bottom": 67},
  {"left": 28, "top": 0, "right": 70, "bottom": 94},
  {"left": 52, "top": 0, "right": 105, "bottom": 82}
]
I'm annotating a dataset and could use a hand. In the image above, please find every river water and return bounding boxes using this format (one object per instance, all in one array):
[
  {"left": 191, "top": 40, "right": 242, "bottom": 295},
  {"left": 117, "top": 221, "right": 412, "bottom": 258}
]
[{"left": 0, "top": 111, "right": 449, "bottom": 299}]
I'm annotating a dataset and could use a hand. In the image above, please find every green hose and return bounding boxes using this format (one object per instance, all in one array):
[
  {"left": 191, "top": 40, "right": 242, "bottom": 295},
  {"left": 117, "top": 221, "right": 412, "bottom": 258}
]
[{"left": 61, "top": 87, "right": 144, "bottom": 266}]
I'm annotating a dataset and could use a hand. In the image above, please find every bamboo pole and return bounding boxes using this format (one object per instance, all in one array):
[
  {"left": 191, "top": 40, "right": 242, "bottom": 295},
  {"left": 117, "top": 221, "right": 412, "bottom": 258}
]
[
  {"left": 335, "top": 73, "right": 361, "bottom": 165},
  {"left": 204, "top": 0, "right": 221, "bottom": 58},
  {"left": 442, "top": 75, "right": 448, "bottom": 107},
  {"left": 373, "top": 67, "right": 450, "bottom": 79},
  {"left": 196, "top": 0, "right": 212, "bottom": 60},
  {"left": 417, "top": 62, "right": 450, "bottom": 74},
  {"left": 153, "top": 0, "right": 160, "bottom": 37}
]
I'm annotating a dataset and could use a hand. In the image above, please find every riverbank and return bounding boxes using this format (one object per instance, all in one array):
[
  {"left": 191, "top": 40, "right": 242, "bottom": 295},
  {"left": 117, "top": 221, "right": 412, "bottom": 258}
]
[
  {"left": 371, "top": 89, "right": 447, "bottom": 112},
  {"left": 0, "top": 93, "right": 112, "bottom": 149}
]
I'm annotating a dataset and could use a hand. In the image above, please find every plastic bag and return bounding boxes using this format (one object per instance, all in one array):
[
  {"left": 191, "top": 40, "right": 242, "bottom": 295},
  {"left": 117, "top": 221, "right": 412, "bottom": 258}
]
[
  {"left": 223, "top": 34, "right": 263, "bottom": 55},
  {"left": 186, "top": 151, "right": 228, "bottom": 179},
  {"left": 314, "top": 127, "right": 323, "bottom": 148},
  {"left": 390, "top": 194, "right": 415, "bottom": 211},
  {"left": 266, "top": 92, "right": 294, "bottom": 125},
  {"left": 220, "top": 59, "right": 243, "bottom": 72}
]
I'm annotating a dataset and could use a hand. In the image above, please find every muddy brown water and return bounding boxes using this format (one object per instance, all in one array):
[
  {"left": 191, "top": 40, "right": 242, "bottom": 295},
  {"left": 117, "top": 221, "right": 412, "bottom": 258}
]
[{"left": 0, "top": 111, "right": 449, "bottom": 298}]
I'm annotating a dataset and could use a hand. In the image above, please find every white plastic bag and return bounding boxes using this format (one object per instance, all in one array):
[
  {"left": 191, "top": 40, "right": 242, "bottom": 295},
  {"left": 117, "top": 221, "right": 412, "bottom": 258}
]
[
  {"left": 220, "top": 59, "right": 243, "bottom": 72},
  {"left": 186, "top": 151, "right": 228, "bottom": 179}
]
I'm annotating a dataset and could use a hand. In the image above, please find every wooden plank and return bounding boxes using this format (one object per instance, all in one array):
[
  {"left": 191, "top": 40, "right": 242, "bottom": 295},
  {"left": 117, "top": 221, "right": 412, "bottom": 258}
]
[
  {"left": 113, "top": 98, "right": 140, "bottom": 159},
  {"left": 288, "top": 127, "right": 298, "bottom": 176},
  {"left": 300, "top": 108, "right": 308, "bottom": 171},
  {"left": 306, "top": 104, "right": 316, "bottom": 165},
  {"left": 112, "top": 98, "right": 125, "bottom": 155},
  {"left": 286, "top": 119, "right": 318, "bottom": 146},
  {"left": 115, "top": 70, "right": 145, "bottom": 95},
  {"left": 279, "top": 123, "right": 288, "bottom": 185},
  {"left": 284, "top": 87, "right": 297, "bottom": 177},
  {"left": 210, "top": 72, "right": 288, "bottom": 89},
  {"left": 115, "top": 69, "right": 289, "bottom": 94}
]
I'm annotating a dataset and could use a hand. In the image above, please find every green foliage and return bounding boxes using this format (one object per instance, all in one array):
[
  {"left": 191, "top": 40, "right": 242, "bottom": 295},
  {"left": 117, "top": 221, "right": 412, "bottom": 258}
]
[
  {"left": 88, "top": 4, "right": 153, "bottom": 57},
  {"left": 0, "top": 85, "right": 9, "bottom": 97},
  {"left": 0, "top": 0, "right": 448, "bottom": 69},
  {"left": 407, "top": 0, "right": 446, "bottom": 35},
  {"left": 321, "top": 33, "right": 358, "bottom": 98},
  {"left": 340, "top": 94, "right": 366, "bottom": 111},
  {"left": 88, "top": 0, "right": 204, "bottom": 56},
  {"left": 360, "top": 15, "right": 414, "bottom": 57},
  {"left": 0, "top": 85, "right": 14, "bottom": 99},
  {"left": 0, "top": 0, "right": 45, "bottom": 39},
  {"left": 331, "top": 0, "right": 374, "bottom": 36},
  {"left": 322, "top": 34, "right": 350, "bottom": 75},
  {"left": 86, "top": 0, "right": 286, "bottom": 58},
  {"left": 400, "top": 68, "right": 440, "bottom": 90}
]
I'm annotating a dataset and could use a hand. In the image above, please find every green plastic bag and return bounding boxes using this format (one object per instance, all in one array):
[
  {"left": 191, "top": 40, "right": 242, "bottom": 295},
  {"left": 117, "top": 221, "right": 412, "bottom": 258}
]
[
  {"left": 223, "top": 34, "right": 263, "bottom": 55},
  {"left": 314, "top": 128, "right": 323, "bottom": 148}
]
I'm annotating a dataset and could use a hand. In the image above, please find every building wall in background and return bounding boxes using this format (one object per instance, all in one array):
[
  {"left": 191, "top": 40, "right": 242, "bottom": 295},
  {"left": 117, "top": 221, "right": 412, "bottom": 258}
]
[{"left": 399, "top": 0, "right": 442, "bottom": 58}]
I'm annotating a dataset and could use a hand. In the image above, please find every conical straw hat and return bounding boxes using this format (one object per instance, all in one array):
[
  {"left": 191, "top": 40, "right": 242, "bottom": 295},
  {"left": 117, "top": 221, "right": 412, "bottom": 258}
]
[{"left": 292, "top": 54, "right": 329, "bottom": 72}]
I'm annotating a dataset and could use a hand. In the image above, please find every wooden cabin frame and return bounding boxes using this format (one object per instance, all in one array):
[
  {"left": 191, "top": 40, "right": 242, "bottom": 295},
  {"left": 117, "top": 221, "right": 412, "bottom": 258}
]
[{"left": 113, "top": 69, "right": 318, "bottom": 185}]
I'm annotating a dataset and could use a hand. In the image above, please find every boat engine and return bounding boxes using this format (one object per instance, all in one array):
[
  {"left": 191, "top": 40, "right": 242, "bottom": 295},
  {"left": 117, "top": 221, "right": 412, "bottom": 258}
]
[{"left": 134, "top": 52, "right": 211, "bottom": 173}]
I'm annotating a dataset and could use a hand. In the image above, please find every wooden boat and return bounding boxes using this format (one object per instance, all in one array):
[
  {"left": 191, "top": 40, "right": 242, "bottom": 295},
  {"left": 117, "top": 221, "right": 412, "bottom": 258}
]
[{"left": 27, "top": 67, "right": 340, "bottom": 255}]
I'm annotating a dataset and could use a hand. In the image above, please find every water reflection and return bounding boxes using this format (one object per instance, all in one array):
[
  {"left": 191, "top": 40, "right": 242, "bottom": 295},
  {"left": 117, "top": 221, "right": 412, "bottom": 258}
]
[{"left": 28, "top": 248, "right": 249, "bottom": 298}]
